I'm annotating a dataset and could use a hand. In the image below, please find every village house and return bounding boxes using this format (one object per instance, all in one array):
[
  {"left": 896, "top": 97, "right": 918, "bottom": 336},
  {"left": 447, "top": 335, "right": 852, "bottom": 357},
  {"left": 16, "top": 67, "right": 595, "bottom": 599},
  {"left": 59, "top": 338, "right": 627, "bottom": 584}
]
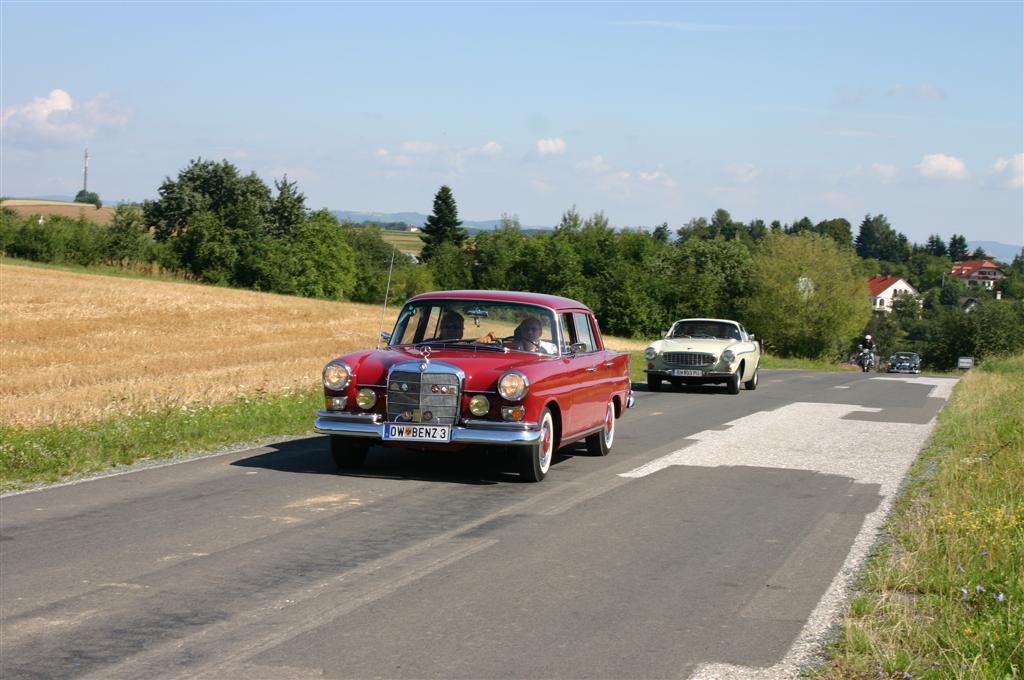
[
  {"left": 949, "top": 258, "right": 1007, "bottom": 289},
  {"left": 867, "top": 275, "right": 918, "bottom": 313}
]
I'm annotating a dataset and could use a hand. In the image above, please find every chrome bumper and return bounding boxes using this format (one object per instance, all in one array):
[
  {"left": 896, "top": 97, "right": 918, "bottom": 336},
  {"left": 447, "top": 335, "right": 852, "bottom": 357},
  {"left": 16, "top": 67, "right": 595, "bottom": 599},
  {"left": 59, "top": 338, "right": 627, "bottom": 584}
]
[
  {"left": 645, "top": 369, "right": 733, "bottom": 378},
  {"left": 314, "top": 411, "right": 542, "bottom": 446}
]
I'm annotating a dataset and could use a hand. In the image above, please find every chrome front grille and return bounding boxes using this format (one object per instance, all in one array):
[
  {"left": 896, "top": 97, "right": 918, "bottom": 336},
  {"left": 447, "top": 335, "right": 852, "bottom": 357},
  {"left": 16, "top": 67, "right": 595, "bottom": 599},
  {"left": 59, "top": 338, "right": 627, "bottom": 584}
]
[
  {"left": 386, "top": 370, "right": 460, "bottom": 425},
  {"left": 663, "top": 352, "right": 716, "bottom": 367}
]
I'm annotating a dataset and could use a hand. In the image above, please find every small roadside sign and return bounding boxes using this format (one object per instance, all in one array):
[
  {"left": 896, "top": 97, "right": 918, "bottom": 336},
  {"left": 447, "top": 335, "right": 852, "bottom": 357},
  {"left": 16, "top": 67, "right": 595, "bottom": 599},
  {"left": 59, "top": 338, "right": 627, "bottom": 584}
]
[{"left": 957, "top": 357, "right": 974, "bottom": 369}]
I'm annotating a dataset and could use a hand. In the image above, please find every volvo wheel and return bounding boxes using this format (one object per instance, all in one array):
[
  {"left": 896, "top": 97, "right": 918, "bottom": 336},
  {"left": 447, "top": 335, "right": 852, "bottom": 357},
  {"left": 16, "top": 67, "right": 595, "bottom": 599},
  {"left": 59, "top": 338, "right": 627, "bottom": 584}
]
[{"left": 744, "top": 366, "right": 759, "bottom": 391}]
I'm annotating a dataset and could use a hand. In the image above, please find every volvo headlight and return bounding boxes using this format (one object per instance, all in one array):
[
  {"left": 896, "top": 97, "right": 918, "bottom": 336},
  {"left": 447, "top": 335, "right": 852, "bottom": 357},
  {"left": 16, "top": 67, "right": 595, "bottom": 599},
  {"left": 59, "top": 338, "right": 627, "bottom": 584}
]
[
  {"left": 497, "top": 370, "right": 529, "bottom": 401},
  {"left": 469, "top": 394, "right": 490, "bottom": 416},
  {"left": 644, "top": 347, "right": 658, "bottom": 360},
  {"left": 355, "top": 388, "right": 377, "bottom": 410},
  {"left": 721, "top": 349, "right": 736, "bottom": 364},
  {"left": 323, "top": 361, "right": 352, "bottom": 390}
]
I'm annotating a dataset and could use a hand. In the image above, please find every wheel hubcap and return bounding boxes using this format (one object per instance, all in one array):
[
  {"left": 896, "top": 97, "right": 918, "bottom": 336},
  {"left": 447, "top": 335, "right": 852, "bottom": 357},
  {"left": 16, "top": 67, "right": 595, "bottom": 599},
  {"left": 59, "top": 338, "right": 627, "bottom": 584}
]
[
  {"left": 539, "top": 417, "right": 552, "bottom": 472},
  {"left": 604, "top": 404, "right": 614, "bottom": 446}
]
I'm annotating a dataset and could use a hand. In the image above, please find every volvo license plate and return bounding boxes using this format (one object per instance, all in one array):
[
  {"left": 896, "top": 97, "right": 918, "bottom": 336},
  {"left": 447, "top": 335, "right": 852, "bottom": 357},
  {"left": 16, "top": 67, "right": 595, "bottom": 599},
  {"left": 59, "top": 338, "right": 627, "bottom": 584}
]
[
  {"left": 671, "top": 369, "right": 703, "bottom": 377},
  {"left": 382, "top": 423, "right": 452, "bottom": 443}
]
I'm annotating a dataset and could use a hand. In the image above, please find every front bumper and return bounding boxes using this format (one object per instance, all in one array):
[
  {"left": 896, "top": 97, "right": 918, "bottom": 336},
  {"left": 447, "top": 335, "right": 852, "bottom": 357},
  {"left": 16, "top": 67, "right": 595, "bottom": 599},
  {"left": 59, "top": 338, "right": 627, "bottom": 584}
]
[
  {"left": 645, "top": 368, "right": 734, "bottom": 382},
  {"left": 887, "top": 366, "right": 920, "bottom": 374},
  {"left": 314, "top": 411, "right": 543, "bottom": 446}
]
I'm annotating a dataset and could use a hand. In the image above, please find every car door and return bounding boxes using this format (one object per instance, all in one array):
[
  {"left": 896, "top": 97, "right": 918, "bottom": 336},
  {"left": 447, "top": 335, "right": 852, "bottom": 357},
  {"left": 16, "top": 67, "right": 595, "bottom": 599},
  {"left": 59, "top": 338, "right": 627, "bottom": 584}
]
[{"left": 568, "top": 311, "right": 606, "bottom": 433}]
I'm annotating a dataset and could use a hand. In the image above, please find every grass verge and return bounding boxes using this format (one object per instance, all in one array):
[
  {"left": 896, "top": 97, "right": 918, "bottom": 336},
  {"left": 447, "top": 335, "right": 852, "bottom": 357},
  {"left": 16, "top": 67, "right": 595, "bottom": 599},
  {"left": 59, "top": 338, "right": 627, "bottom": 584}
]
[
  {"left": 815, "top": 354, "right": 1023, "bottom": 679},
  {"left": 0, "top": 389, "right": 322, "bottom": 493}
]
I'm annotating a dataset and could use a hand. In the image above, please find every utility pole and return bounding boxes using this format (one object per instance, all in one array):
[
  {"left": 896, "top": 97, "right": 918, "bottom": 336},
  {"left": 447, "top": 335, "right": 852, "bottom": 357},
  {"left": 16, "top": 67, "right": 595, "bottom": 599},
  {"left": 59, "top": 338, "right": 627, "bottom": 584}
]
[{"left": 82, "top": 148, "right": 89, "bottom": 193}]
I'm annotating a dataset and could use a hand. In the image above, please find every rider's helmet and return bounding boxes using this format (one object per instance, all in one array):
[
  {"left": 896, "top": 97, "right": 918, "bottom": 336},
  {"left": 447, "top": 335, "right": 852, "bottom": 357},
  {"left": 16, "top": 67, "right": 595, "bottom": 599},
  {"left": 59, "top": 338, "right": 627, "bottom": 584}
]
[{"left": 865, "top": 334, "right": 872, "bottom": 340}]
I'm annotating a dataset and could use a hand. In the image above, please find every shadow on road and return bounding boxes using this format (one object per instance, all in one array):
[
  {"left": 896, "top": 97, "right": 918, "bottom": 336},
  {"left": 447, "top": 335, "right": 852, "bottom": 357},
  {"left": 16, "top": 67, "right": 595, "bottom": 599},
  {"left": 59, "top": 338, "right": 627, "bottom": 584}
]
[{"left": 231, "top": 435, "right": 592, "bottom": 486}]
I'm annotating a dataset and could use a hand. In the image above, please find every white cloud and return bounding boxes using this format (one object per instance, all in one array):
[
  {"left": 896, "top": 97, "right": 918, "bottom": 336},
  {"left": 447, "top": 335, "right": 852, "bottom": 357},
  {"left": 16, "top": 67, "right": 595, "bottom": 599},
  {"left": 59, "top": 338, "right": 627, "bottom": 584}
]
[
  {"left": 638, "top": 169, "right": 677, "bottom": 188},
  {"left": 916, "top": 153, "right": 968, "bottom": 180},
  {"left": 870, "top": 163, "right": 898, "bottom": 184},
  {"left": 0, "top": 89, "right": 128, "bottom": 147},
  {"left": 479, "top": 141, "right": 502, "bottom": 156},
  {"left": 886, "top": 84, "right": 947, "bottom": 101},
  {"left": 992, "top": 154, "right": 1024, "bottom": 189},
  {"left": 577, "top": 155, "right": 612, "bottom": 174},
  {"left": 724, "top": 163, "right": 761, "bottom": 184},
  {"left": 373, "top": 139, "right": 503, "bottom": 172},
  {"left": 536, "top": 138, "right": 567, "bottom": 156}
]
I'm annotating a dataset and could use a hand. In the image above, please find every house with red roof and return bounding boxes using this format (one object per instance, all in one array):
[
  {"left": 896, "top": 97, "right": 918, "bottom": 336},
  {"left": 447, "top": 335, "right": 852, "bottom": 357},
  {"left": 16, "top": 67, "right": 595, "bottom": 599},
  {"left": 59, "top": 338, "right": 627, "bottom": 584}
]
[
  {"left": 867, "top": 275, "right": 917, "bottom": 313},
  {"left": 949, "top": 259, "right": 1007, "bottom": 289}
]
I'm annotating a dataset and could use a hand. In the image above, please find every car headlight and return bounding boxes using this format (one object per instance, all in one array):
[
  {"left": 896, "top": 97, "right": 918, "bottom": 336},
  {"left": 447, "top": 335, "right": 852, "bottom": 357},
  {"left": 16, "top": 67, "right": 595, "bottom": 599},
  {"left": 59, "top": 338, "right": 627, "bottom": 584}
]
[
  {"left": 469, "top": 394, "right": 490, "bottom": 416},
  {"left": 323, "top": 361, "right": 352, "bottom": 390},
  {"left": 497, "top": 370, "right": 529, "bottom": 401},
  {"left": 644, "top": 347, "right": 658, "bottom": 360},
  {"left": 721, "top": 349, "right": 736, "bottom": 364},
  {"left": 355, "top": 388, "right": 377, "bottom": 410}
]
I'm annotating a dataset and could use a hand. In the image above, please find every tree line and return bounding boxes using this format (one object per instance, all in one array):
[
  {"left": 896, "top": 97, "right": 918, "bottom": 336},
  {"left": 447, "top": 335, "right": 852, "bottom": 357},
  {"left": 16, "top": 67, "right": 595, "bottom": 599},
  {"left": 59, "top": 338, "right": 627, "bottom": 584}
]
[{"left": 2, "top": 159, "right": 1021, "bottom": 369}]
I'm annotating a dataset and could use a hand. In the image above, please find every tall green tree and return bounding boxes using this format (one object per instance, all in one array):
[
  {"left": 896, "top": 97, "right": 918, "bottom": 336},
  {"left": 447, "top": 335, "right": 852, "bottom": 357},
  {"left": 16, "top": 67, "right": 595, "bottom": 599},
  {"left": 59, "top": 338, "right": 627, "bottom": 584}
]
[
  {"left": 268, "top": 175, "right": 307, "bottom": 238},
  {"left": 742, "top": 232, "right": 871, "bottom": 358},
  {"left": 855, "top": 214, "right": 908, "bottom": 262},
  {"left": 419, "top": 185, "right": 467, "bottom": 262},
  {"left": 948, "top": 234, "right": 969, "bottom": 262},
  {"left": 925, "top": 234, "right": 947, "bottom": 257}
]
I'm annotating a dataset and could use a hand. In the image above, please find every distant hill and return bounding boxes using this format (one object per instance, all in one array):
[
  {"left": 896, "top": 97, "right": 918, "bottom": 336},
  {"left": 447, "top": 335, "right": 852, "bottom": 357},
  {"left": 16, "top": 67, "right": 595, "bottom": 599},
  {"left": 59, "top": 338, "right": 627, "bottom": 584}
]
[
  {"left": 331, "top": 210, "right": 543, "bottom": 232},
  {"left": 967, "top": 241, "right": 1022, "bottom": 264}
]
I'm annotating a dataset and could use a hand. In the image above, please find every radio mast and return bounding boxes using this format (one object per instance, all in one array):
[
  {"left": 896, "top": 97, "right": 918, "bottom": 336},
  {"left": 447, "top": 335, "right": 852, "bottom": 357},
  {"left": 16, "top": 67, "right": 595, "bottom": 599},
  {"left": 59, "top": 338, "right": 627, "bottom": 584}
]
[{"left": 82, "top": 149, "right": 89, "bottom": 193}]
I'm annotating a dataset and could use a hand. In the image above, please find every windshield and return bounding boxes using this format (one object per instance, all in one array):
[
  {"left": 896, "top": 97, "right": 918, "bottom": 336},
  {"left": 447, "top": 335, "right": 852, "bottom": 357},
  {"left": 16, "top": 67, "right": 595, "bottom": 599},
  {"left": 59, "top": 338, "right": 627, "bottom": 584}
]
[
  {"left": 391, "top": 299, "right": 560, "bottom": 355},
  {"left": 668, "top": 320, "right": 741, "bottom": 341}
]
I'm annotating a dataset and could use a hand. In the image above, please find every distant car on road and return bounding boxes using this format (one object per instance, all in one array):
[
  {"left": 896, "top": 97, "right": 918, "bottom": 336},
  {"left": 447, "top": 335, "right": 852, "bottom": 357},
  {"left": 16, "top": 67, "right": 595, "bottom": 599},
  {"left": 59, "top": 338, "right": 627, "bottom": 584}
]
[
  {"left": 886, "top": 351, "right": 921, "bottom": 374},
  {"left": 315, "top": 290, "right": 634, "bottom": 482},
  {"left": 643, "top": 318, "right": 760, "bottom": 394}
]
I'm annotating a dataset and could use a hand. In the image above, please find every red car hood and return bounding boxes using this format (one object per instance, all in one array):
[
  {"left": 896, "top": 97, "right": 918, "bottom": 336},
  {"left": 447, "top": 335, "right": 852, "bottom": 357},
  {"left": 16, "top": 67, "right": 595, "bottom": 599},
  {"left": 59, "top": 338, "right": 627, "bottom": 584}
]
[{"left": 338, "top": 346, "right": 559, "bottom": 392}]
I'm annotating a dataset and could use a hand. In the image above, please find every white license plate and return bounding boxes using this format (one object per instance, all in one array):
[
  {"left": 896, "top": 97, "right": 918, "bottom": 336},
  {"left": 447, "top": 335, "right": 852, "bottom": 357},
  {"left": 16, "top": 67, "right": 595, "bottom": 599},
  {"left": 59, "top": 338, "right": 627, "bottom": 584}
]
[
  {"left": 670, "top": 369, "right": 703, "bottom": 377},
  {"left": 382, "top": 423, "right": 451, "bottom": 443}
]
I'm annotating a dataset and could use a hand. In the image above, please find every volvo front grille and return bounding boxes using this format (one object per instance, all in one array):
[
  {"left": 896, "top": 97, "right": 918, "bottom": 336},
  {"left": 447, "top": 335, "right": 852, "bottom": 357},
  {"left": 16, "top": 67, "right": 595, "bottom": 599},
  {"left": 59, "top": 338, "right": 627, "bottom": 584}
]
[{"left": 664, "top": 352, "right": 716, "bottom": 367}]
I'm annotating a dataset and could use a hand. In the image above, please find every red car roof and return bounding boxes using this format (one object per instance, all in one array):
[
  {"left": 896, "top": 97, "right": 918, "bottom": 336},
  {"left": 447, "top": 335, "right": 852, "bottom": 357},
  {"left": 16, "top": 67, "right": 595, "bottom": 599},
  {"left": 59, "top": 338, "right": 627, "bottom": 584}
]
[{"left": 410, "top": 290, "right": 591, "bottom": 312}]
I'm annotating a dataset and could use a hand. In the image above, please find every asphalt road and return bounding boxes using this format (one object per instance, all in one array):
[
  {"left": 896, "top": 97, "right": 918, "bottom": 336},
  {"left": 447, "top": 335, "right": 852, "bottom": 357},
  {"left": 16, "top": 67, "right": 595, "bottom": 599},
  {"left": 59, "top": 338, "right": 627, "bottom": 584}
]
[{"left": 0, "top": 370, "right": 957, "bottom": 680}]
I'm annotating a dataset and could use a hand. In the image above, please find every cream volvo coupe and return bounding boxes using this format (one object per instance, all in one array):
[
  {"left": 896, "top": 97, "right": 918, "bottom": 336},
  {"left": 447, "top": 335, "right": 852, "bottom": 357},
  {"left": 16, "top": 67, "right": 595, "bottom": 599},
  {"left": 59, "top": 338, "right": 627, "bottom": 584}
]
[{"left": 643, "top": 318, "right": 761, "bottom": 394}]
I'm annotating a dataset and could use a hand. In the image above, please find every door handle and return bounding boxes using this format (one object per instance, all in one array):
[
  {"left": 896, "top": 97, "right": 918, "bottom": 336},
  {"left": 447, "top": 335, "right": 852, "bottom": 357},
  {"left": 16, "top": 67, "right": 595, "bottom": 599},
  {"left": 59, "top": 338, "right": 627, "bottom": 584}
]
[
  {"left": 586, "top": 366, "right": 598, "bottom": 372},
  {"left": 603, "top": 361, "right": 615, "bottom": 367}
]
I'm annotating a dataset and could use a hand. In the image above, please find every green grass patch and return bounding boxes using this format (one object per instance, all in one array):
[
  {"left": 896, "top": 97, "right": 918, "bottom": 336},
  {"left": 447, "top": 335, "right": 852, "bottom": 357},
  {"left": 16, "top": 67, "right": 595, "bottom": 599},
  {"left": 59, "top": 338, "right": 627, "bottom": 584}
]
[
  {"left": 816, "top": 354, "right": 1024, "bottom": 679},
  {"left": 1, "top": 255, "right": 192, "bottom": 284},
  {"left": 0, "top": 389, "right": 323, "bottom": 492}
]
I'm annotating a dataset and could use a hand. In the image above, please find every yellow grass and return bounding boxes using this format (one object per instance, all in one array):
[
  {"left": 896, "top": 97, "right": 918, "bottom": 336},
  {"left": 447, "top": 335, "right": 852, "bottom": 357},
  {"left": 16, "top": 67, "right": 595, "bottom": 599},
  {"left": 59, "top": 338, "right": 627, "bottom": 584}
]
[
  {"left": 1, "top": 263, "right": 642, "bottom": 427},
  {"left": 2, "top": 199, "right": 116, "bottom": 226}
]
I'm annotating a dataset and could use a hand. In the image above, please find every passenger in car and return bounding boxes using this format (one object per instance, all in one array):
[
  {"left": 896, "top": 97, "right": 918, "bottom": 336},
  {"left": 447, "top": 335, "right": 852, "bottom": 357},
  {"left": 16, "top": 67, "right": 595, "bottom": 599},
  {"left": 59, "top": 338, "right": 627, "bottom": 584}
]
[{"left": 438, "top": 311, "right": 464, "bottom": 340}]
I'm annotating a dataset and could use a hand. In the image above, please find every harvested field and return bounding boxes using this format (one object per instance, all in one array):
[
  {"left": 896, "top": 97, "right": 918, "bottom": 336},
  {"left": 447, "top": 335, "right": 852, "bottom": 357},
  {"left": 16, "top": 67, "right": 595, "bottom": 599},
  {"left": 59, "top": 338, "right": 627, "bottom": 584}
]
[
  {"left": 2, "top": 199, "right": 116, "bottom": 226},
  {"left": 0, "top": 263, "right": 643, "bottom": 427}
]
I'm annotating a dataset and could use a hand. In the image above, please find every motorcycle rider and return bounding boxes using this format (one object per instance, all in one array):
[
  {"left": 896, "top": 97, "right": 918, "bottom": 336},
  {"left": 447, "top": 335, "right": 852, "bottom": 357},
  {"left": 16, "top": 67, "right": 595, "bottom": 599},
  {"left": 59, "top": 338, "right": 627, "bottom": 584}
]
[{"left": 859, "top": 334, "right": 876, "bottom": 370}]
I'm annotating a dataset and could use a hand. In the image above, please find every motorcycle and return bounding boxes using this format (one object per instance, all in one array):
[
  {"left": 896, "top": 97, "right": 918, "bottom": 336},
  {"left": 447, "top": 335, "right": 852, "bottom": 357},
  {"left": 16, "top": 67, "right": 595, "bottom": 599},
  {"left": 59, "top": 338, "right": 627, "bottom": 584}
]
[{"left": 858, "top": 348, "right": 875, "bottom": 372}]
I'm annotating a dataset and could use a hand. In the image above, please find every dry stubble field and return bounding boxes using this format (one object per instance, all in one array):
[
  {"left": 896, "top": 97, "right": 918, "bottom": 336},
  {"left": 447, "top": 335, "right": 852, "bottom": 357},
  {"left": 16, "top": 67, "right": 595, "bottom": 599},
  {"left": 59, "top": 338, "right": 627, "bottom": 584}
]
[{"left": 1, "top": 263, "right": 644, "bottom": 427}]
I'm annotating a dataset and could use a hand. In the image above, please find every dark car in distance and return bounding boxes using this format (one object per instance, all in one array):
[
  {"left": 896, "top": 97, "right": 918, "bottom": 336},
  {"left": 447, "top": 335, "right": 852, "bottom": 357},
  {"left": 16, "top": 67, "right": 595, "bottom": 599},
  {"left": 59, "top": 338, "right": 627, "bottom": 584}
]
[{"left": 886, "top": 352, "right": 921, "bottom": 374}]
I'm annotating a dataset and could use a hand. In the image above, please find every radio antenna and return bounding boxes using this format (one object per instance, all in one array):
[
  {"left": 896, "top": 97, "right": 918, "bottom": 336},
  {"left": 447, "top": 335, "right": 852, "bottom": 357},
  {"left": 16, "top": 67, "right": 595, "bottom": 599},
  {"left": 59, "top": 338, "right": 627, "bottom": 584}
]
[{"left": 376, "top": 247, "right": 398, "bottom": 350}]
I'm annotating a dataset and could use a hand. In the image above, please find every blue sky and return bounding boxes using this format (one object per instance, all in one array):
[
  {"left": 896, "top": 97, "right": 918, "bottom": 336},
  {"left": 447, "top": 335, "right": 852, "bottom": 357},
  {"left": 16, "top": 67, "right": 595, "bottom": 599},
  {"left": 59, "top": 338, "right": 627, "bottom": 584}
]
[{"left": 2, "top": 1, "right": 1022, "bottom": 246}]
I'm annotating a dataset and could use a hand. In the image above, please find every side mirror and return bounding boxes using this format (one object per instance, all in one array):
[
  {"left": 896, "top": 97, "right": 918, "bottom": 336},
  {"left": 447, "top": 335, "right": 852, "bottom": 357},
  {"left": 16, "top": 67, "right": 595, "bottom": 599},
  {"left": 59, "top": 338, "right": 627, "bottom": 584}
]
[
  {"left": 749, "top": 333, "right": 756, "bottom": 340},
  {"left": 569, "top": 342, "right": 587, "bottom": 355},
  {"left": 381, "top": 331, "right": 392, "bottom": 343}
]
